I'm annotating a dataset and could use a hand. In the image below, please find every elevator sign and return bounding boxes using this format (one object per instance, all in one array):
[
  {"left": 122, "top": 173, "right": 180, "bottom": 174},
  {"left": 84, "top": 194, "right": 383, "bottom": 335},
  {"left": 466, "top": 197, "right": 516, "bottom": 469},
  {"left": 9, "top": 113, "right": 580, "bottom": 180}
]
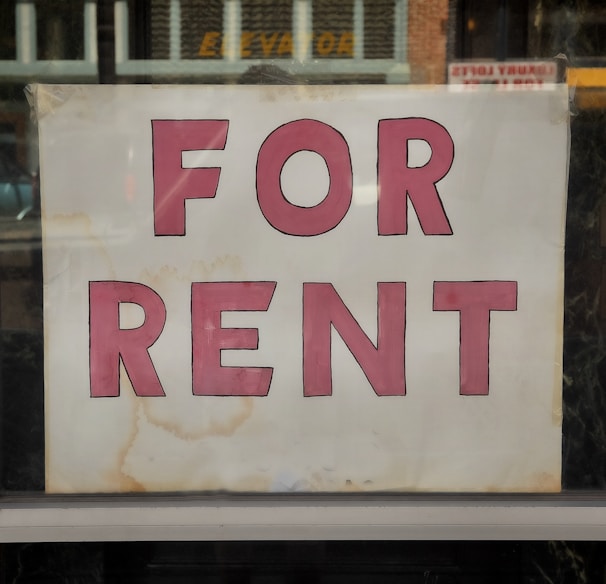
[{"left": 34, "top": 84, "right": 569, "bottom": 494}]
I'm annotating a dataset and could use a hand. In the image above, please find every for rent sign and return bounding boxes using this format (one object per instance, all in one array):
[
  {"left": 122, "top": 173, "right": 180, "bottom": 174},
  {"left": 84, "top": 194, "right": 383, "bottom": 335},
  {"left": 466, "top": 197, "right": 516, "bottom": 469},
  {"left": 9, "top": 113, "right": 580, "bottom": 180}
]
[{"left": 34, "top": 84, "right": 568, "bottom": 493}]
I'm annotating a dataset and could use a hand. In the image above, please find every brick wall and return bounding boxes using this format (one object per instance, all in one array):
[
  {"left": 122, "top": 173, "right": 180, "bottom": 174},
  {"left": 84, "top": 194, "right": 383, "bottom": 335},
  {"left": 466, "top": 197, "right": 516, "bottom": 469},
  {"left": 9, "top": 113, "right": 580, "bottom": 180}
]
[{"left": 408, "top": 0, "right": 449, "bottom": 84}]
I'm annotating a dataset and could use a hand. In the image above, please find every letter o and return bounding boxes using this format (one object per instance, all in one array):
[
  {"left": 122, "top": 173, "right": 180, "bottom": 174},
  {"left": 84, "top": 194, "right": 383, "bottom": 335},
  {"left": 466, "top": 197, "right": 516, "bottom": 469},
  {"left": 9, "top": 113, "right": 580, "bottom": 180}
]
[
  {"left": 256, "top": 119, "right": 353, "bottom": 236},
  {"left": 316, "top": 32, "right": 336, "bottom": 56}
]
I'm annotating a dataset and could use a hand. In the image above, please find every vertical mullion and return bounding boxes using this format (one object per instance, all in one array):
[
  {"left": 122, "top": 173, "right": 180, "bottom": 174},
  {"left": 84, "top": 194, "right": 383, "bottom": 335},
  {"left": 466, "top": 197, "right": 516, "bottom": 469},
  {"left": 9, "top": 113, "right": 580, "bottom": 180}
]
[
  {"left": 394, "top": 0, "right": 408, "bottom": 63},
  {"left": 84, "top": 0, "right": 98, "bottom": 63},
  {"left": 223, "top": 0, "right": 241, "bottom": 62},
  {"left": 169, "top": 0, "right": 181, "bottom": 60},
  {"left": 114, "top": 0, "right": 128, "bottom": 65},
  {"left": 353, "top": 0, "right": 364, "bottom": 60},
  {"left": 16, "top": 1, "right": 36, "bottom": 64},
  {"left": 293, "top": 0, "right": 312, "bottom": 61}
]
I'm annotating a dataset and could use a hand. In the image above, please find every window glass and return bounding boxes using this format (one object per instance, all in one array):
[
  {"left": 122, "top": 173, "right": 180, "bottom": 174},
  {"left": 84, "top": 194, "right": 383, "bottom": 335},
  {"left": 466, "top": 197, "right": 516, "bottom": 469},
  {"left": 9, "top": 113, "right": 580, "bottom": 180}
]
[
  {"left": 7, "top": 6, "right": 606, "bottom": 582},
  {"left": 36, "top": 0, "right": 84, "bottom": 60},
  {"left": 311, "top": 0, "right": 353, "bottom": 59},
  {"left": 181, "top": 0, "right": 223, "bottom": 60},
  {"left": 364, "top": 0, "right": 394, "bottom": 59},
  {"left": 241, "top": 0, "right": 293, "bottom": 59},
  {"left": 0, "top": 0, "right": 605, "bottom": 496},
  {"left": 0, "top": 2, "right": 16, "bottom": 60}
]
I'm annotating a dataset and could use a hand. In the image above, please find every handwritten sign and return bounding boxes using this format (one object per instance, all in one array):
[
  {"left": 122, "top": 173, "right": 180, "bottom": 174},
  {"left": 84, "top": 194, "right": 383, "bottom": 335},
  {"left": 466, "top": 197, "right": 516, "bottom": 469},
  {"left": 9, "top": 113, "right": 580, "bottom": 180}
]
[{"left": 34, "top": 84, "right": 568, "bottom": 493}]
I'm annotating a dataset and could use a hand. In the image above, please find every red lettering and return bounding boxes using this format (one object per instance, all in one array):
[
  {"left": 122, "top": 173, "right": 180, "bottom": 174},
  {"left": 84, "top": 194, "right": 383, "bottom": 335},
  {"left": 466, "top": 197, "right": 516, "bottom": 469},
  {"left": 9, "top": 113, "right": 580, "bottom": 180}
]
[
  {"left": 303, "top": 282, "right": 406, "bottom": 397},
  {"left": 191, "top": 281, "right": 276, "bottom": 396},
  {"left": 256, "top": 119, "right": 353, "bottom": 236},
  {"left": 89, "top": 281, "right": 166, "bottom": 397},
  {"left": 152, "top": 119, "right": 229, "bottom": 236},
  {"left": 377, "top": 118, "right": 454, "bottom": 235},
  {"left": 433, "top": 281, "right": 517, "bottom": 395}
]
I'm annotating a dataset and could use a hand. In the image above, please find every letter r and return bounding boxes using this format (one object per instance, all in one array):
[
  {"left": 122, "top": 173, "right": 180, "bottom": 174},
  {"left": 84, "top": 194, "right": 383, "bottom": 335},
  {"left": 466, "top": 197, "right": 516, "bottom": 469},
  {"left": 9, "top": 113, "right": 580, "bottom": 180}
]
[
  {"left": 378, "top": 118, "right": 454, "bottom": 235},
  {"left": 89, "top": 281, "right": 166, "bottom": 397}
]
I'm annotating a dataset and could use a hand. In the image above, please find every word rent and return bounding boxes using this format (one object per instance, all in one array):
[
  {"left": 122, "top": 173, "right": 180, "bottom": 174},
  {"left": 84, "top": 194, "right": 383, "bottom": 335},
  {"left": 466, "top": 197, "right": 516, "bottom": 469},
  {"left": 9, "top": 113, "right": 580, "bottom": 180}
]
[{"left": 89, "top": 118, "right": 518, "bottom": 399}]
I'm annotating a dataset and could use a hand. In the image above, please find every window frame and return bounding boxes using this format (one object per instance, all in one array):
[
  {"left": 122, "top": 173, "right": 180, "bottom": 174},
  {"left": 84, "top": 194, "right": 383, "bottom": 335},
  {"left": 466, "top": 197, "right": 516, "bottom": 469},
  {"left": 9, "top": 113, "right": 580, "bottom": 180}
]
[
  {"left": 2, "top": 494, "right": 606, "bottom": 541},
  {"left": 2, "top": 0, "right": 606, "bottom": 544}
]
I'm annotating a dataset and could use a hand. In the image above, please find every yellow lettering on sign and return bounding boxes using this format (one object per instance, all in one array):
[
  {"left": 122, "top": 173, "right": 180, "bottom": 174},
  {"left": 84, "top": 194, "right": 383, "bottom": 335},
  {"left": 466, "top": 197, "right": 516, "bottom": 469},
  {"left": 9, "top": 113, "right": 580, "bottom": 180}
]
[
  {"left": 241, "top": 31, "right": 255, "bottom": 57},
  {"left": 197, "top": 31, "right": 356, "bottom": 58},
  {"left": 316, "top": 32, "right": 335, "bottom": 56},
  {"left": 277, "top": 32, "right": 293, "bottom": 56},
  {"left": 260, "top": 32, "right": 279, "bottom": 57},
  {"left": 198, "top": 31, "right": 221, "bottom": 57},
  {"left": 337, "top": 32, "right": 354, "bottom": 56}
]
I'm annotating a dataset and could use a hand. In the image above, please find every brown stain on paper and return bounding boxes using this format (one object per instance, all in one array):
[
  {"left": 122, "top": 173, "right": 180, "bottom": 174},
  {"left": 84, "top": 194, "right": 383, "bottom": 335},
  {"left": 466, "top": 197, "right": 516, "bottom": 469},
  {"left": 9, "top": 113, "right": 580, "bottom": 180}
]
[
  {"left": 106, "top": 250, "right": 253, "bottom": 491},
  {"left": 108, "top": 395, "right": 255, "bottom": 493},
  {"left": 481, "top": 471, "right": 561, "bottom": 494},
  {"left": 140, "top": 396, "right": 254, "bottom": 441},
  {"left": 139, "top": 255, "right": 245, "bottom": 292},
  {"left": 47, "top": 212, "right": 117, "bottom": 280},
  {"left": 527, "top": 471, "right": 561, "bottom": 493},
  {"left": 106, "top": 377, "right": 147, "bottom": 492}
]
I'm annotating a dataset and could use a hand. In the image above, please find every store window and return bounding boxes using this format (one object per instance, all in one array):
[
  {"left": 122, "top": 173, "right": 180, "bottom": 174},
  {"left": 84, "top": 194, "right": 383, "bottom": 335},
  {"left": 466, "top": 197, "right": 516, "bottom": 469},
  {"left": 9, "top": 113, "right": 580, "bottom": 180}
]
[
  {"left": 36, "top": 0, "right": 85, "bottom": 60},
  {"left": 456, "top": 0, "right": 528, "bottom": 60},
  {"left": 364, "top": 0, "right": 394, "bottom": 59},
  {"left": 0, "top": 2, "right": 16, "bottom": 60},
  {"left": 2, "top": 0, "right": 606, "bottom": 580},
  {"left": 0, "top": 0, "right": 597, "bottom": 495},
  {"left": 311, "top": 0, "right": 352, "bottom": 59},
  {"left": 240, "top": 0, "right": 292, "bottom": 59},
  {"left": 118, "top": 0, "right": 410, "bottom": 81},
  {"left": 182, "top": 0, "right": 224, "bottom": 60}
]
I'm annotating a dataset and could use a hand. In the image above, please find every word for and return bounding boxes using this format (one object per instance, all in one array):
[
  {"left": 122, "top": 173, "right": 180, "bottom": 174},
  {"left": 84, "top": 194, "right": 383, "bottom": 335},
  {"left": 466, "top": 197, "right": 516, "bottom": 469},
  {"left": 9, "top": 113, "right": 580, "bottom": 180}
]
[
  {"left": 151, "top": 118, "right": 455, "bottom": 237},
  {"left": 89, "top": 280, "right": 518, "bottom": 399},
  {"left": 198, "top": 31, "right": 354, "bottom": 58}
]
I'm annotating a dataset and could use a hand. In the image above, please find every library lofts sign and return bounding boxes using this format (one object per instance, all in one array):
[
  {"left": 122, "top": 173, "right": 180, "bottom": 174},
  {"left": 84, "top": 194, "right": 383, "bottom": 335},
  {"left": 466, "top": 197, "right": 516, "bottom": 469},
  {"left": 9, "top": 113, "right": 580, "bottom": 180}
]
[{"left": 33, "top": 84, "right": 568, "bottom": 494}]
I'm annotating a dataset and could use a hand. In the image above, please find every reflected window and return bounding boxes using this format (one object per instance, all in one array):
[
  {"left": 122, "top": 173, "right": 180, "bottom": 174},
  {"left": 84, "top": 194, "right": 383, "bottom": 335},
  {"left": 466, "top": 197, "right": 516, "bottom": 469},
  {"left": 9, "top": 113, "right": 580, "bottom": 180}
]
[{"left": 36, "top": 0, "right": 85, "bottom": 60}]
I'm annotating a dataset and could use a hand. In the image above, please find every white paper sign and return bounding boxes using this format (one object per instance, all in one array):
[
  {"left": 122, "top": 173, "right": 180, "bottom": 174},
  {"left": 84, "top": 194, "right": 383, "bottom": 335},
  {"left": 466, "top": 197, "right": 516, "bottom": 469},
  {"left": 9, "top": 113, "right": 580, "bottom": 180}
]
[{"left": 34, "top": 84, "right": 568, "bottom": 493}]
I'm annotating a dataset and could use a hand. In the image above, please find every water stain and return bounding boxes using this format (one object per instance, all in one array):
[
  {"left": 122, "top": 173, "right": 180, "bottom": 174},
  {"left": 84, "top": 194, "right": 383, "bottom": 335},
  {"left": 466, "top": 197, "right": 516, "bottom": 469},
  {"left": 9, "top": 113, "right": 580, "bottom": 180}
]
[
  {"left": 105, "top": 375, "right": 147, "bottom": 492},
  {"left": 481, "top": 471, "right": 560, "bottom": 493},
  {"left": 140, "top": 396, "right": 254, "bottom": 441},
  {"left": 139, "top": 255, "right": 245, "bottom": 292},
  {"left": 527, "top": 471, "right": 560, "bottom": 493},
  {"left": 258, "top": 84, "right": 344, "bottom": 105},
  {"left": 47, "top": 212, "right": 117, "bottom": 280}
]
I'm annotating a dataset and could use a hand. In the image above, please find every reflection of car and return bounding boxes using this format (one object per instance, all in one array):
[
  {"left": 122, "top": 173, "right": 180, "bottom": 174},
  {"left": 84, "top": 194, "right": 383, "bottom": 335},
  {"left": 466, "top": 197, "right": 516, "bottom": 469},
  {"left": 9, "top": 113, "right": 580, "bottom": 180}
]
[
  {"left": 0, "top": 153, "right": 41, "bottom": 254},
  {"left": 0, "top": 153, "right": 37, "bottom": 221}
]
